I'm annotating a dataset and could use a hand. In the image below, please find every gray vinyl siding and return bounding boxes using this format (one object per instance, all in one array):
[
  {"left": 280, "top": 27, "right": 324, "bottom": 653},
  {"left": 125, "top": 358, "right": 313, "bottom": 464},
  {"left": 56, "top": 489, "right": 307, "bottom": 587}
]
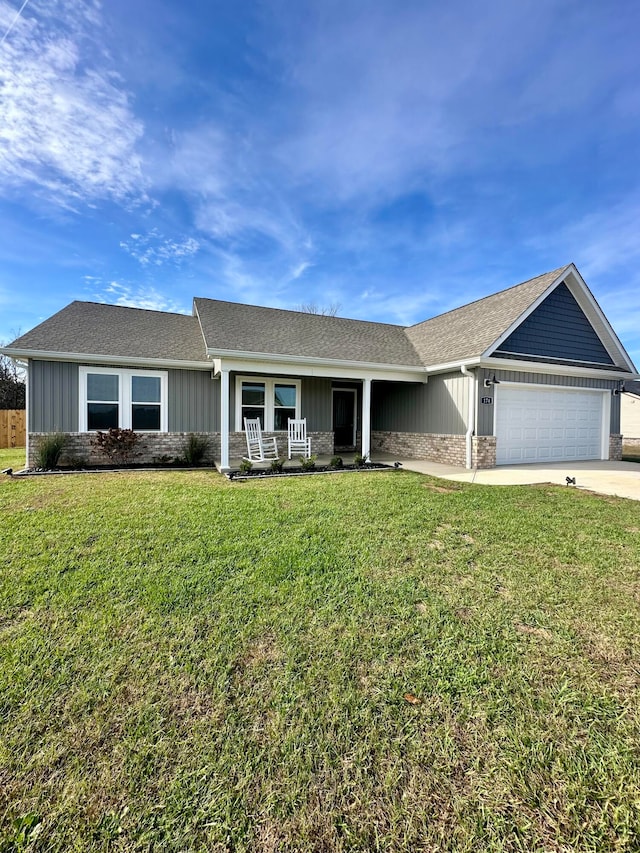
[
  {"left": 29, "top": 360, "right": 79, "bottom": 432},
  {"left": 476, "top": 368, "right": 619, "bottom": 436},
  {"left": 493, "top": 283, "right": 614, "bottom": 365},
  {"left": 168, "top": 369, "right": 219, "bottom": 432},
  {"left": 301, "top": 377, "right": 332, "bottom": 431},
  {"left": 611, "top": 392, "right": 621, "bottom": 434},
  {"left": 29, "top": 360, "right": 218, "bottom": 434},
  {"left": 372, "top": 372, "right": 467, "bottom": 435}
]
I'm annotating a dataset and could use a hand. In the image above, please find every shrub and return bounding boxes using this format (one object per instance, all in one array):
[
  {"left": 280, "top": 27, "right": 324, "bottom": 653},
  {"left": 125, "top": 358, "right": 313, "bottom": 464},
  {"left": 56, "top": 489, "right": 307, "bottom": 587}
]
[
  {"left": 66, "top": 455, "right": 88, "bottom": 471},
  {"left": 239, "top": 459, "right": 253, "bottom": 474},
  {"left": 354, "top": 453, "right": 367, "bottom": 468},
  {"left": 329, "top": 455, "right": 343, "bottom": 469},
  {"left": 269, "top": 457, "right": 285, "bottom": 474},
  {"left": 152, "top": 454, "right": 174, "bottom": 466},
  {"left": 90, "top": 428, "right": 140, "bottom": 466},
  {"left": 300, "top": 454, "right": 317, "bottom": 471},
  {"left": 35, "top": 433, "right": 66, "bottom": 469},
  {"left": 182, "top": 433, "right": 211, "bottom": 466}
]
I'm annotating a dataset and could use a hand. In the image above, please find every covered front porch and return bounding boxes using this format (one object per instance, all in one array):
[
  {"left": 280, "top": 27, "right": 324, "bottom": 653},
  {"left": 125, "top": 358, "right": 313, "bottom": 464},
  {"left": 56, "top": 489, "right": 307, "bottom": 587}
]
[{"left": 211, "top": 356, "right": 427, "bottom": 472}]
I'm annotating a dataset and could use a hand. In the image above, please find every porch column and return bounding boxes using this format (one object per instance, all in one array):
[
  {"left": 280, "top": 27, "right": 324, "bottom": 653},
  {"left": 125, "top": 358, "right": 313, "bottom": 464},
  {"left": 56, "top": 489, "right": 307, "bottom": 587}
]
[
  {"left": 220, "top": 367, "right": 230, "bottom": 471},
  {"left": 362, "top": 377, "right": 372, "bottom": 460}
]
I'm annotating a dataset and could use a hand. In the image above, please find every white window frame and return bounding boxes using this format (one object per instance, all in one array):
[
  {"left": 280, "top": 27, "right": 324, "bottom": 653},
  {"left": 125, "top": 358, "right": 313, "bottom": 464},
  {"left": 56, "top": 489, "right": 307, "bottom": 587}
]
[
  {"left": 79, "top": 366, "right": 168, "bottom": 432},
  {"left": 235, "top": 376, "right": 301, "bottom": 431}
]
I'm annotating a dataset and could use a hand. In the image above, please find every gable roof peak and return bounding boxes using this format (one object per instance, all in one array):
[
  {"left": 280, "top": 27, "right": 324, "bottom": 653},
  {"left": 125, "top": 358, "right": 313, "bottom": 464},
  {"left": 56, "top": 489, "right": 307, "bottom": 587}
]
[
  {"left": 404, "top": 265, "right": 572, "bottom": 366},
  {"left": 408, "top": 264, "right": 570, "bottom": 331}
]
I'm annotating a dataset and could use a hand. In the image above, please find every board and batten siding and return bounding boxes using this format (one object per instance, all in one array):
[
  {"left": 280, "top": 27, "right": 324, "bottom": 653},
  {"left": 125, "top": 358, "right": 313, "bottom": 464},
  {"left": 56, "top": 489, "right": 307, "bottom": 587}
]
[
  {"left": 168, "top": 369, "right": 219, "bottom": 432},
  {"left": 30, "top": 360, "right": 220, "bottom": 434},
  {"left": 302, "top": 377, "right": 332, "bottom": 431},
  {"left": 371, "top": 373, "right": 467, "bottom": 435},
  {"left": 493, "top": 283, "right": 614, "bottom": 365},
  {"left": 29, "top": 360, "right": 79, "bottom": 432},
  {"left": 476, "top": 368, "right": 620, "bottom": 436}
]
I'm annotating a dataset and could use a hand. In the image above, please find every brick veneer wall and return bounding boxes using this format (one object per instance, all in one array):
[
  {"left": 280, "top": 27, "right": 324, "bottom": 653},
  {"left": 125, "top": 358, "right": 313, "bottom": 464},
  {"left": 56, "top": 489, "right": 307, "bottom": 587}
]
[
  {"left": 472, "top": 436, "right": 497, "bottom": 469},
  {"left": 609, "top": 433, "right": 623, "bottom": 461},
  {"left": 28, "top": 432, "right": 220, "bottom": 468},
  {"left": 28, "top": 430, "right": 335, "bottom": 468},
  {"left": 371, "top": 431, "right": 467, "bottom": 466},
  {"left": 228, "top": 431, "right": 334, "bottom": 459}
]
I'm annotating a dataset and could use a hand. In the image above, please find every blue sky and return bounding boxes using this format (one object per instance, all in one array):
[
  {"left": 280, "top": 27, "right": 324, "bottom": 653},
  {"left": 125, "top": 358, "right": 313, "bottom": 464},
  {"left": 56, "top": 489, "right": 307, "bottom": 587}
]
[{"left": 1, "top": 0, "right": 639, "bottom": 364}]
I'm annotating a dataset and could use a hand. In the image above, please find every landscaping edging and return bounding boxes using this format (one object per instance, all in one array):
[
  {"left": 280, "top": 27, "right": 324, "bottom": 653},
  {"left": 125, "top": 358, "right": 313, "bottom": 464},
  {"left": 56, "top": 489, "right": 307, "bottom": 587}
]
[
  {"left": 5, "top": 465, "right": 216, "bottom": 477},
  {"left": 3, "top": 463, "right": 396, "bottom": 479}
]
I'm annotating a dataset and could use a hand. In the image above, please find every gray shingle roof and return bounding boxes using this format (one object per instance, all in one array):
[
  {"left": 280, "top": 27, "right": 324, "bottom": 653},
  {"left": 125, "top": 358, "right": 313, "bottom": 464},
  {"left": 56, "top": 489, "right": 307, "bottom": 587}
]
[
  {"left": 194, "top": 298, "right": 424, "bottom": 366},
  {"left": 6, "top": 301, "right": 207, "bottom": 363},
  {"left": 405, "top": 266, "right": 570, "bottom": 365},
  {"left": 5, "top": 265, "right": 590, "bottom": 371}
]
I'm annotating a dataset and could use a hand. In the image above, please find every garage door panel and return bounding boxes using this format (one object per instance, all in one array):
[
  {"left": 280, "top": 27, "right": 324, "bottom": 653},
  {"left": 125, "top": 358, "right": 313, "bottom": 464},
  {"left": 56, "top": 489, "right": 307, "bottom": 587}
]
[{"left": 496, "top": 386, "right": 604, "bottom": 465}]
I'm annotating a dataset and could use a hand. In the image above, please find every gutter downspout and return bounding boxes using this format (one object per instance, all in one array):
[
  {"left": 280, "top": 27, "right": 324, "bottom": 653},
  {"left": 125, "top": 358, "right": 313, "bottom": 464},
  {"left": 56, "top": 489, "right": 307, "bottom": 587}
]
[{"left": 461, "top": 365, "right": 476, "bottom": 469}]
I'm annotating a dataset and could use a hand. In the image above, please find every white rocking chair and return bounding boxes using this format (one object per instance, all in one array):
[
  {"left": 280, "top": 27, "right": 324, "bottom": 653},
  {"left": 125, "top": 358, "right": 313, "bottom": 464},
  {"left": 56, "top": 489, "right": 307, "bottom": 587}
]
[
  {"left": 287, "top": 418, "right": 311, "bottom": 459},
  {"left": 243, "top": 418, "right": 279, "bottom": 462}
]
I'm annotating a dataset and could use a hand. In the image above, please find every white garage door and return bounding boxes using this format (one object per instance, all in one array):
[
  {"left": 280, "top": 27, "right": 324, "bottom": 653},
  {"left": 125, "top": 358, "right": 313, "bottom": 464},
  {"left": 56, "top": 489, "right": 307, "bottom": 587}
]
[{"left": 495, "top": 385, "right": 605, "bottom": 465}]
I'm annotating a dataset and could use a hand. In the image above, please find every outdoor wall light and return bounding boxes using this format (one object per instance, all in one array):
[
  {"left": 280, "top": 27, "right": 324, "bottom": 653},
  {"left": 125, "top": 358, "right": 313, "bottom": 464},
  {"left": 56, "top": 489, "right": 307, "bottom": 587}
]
[{"left": 483, "top": 374, "right": 501, "bottom": 388}]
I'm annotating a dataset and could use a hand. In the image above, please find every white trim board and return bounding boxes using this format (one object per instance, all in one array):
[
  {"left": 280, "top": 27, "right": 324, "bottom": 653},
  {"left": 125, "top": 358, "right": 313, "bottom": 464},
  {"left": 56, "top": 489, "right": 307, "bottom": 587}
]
[{"left": 0, "top": 348, "right": 212, "bottom": 371}]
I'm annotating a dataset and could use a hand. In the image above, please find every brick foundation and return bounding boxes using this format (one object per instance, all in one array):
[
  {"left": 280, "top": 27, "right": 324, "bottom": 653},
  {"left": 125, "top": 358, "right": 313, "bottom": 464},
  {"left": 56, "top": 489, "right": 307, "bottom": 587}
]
[
  {"left": 371, "top": 431, "right": 468, "bottom": 466},
  {"left": 29, "top": 430, "right": 335, "bottom": 468},
  {"left": 28, "top": 432, "right": 220, "bottom": 468},
  {"left": 609, "top": 433, "right": 623, "bottom": 461}
]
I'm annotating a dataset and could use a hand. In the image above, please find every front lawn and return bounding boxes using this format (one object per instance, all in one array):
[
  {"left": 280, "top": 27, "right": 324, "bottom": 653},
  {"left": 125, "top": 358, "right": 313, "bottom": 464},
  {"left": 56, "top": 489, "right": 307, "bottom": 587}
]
[
  {"left": 1, "top": 468, "right": 639, "bottom": 851},
  {"left": 0, "top": 447, "right": 25, "bottom": 473}
]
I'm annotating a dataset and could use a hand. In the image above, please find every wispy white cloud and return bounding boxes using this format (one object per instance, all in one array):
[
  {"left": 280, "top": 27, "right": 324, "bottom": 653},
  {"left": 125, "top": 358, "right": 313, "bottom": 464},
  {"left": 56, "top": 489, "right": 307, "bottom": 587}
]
[
  {"left": 264, "top": 0, "right": 636, "bottom": 206},
  {"left": 0, "top": 0, "right": 146, "bottom": 208},
  {"left": 119, "top": 230, "right": 200, "bottom": 266},
  {"left": 87, "top": 277, "right": 189, "bottom": 314},
  {"left": 523, "top": 191, "right": 640, "bottom": 366}
]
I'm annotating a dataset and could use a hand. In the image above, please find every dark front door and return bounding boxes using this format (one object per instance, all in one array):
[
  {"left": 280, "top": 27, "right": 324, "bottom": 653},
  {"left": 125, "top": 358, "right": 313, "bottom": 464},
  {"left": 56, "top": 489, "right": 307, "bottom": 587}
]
[{"left": 333, "top": 389, "right": 356, "bottom": 450}]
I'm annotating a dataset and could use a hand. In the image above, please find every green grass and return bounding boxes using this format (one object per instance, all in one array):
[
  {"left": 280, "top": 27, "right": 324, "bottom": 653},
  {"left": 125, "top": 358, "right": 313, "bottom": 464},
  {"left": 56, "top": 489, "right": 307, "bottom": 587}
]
[
  {"left": 0, "top": 447, "right": 26, "bottom": 473},
  {"left": 1, "top": 467, "right": 640, "bottom": 851}
]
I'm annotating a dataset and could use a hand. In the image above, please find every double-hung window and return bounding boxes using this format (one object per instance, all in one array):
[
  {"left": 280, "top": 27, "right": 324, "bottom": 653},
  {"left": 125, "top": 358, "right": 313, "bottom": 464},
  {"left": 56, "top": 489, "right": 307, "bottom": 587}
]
[
  {"left": 236, "top": 377, "right": 300, "bottom": 431},
  {"left": 80, "top": 367, "right": 168, "bottom": 431}
]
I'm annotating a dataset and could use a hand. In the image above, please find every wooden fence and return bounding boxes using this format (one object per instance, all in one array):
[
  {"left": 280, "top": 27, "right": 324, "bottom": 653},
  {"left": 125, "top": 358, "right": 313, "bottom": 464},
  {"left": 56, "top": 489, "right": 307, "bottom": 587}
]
[{"left": 0, "top": 409, "right": 26, "bottom": 448}]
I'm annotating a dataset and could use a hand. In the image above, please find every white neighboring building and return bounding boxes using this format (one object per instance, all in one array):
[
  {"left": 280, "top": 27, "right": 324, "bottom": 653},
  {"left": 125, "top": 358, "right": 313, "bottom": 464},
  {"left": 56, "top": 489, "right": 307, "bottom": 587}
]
[{"left": 621, "top": 382, "right": 640, "bottom": 444}]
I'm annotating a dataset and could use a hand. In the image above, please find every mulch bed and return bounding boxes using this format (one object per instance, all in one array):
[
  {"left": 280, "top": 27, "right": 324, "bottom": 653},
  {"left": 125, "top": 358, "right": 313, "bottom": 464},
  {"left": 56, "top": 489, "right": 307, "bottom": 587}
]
[
  {"left": 228, "top": 462, "right": 394, "bottom": 480},
  {"left": 3, "top": 462, "right": 398, "bottom": 479}
]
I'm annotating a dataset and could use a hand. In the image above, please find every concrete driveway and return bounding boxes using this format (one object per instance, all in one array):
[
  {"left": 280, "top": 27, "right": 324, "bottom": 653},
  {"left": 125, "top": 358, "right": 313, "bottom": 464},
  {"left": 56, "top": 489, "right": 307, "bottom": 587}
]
[{"left": 381, "top": 458, "right": 640, "bottom": 501}]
